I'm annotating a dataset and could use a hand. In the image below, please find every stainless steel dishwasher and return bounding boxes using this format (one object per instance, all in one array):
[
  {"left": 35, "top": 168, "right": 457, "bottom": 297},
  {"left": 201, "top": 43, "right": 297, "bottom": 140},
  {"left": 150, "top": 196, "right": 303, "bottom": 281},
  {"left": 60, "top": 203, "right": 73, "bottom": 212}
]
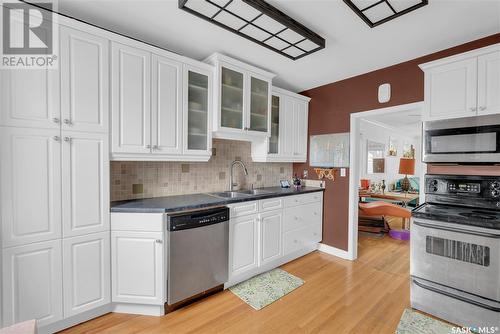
[{"left": 166, "top": 206, "right": 229, "bottom": 311}]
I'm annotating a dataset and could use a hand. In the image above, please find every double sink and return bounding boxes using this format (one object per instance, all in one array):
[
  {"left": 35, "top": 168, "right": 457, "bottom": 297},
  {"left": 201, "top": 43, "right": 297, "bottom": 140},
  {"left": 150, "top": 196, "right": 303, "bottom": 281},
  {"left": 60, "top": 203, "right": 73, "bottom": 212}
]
[{"left": 208, "top": 189, "right": 273, "bottom": 199}]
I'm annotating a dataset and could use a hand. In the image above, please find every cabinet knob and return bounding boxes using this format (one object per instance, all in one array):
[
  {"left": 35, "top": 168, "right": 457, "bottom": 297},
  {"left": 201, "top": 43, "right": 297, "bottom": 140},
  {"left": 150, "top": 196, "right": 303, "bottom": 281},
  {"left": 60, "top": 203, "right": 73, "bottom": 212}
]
[
  {"left": 53, "top": 135, "right": 60, "bottom": 142},
  {"left": 153, "top": 145, "right": 160, "bottom": 150},
  {"left": 294, "top": 216, "right": 298, "bottom": 221},
  {"left": 63, "top": 118, "right": 73, "bottom": 125},
  {"left": 146, "top": 145, "right": 151, "bottom": 149},
  {"left": 52, "top": 118, "right": 60, "bottom": 124},
  {"left": 470, "top": 107, "right": 477, "bottom": 112},
  {"left": 479, "top": 106, "right": 486, "bottom": 111},
  {"left": 314, "top": 212, "right": 318, "bottom": 216},
  {"left": 293, "top": 239, "right": 298, "bottom": 244},
  {"left": 64, "top": 136, "right": 72, "bottom": 143},
  {"left": 155, "top": 239, "right": 162, "bottom": 244}
]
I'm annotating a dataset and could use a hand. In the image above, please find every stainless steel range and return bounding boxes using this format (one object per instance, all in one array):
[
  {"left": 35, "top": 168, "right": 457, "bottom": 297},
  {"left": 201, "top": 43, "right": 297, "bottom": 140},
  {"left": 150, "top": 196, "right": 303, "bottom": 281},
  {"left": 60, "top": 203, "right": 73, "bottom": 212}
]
[{"left": 411, "top": 174, "right": 500, "bottom": 328}]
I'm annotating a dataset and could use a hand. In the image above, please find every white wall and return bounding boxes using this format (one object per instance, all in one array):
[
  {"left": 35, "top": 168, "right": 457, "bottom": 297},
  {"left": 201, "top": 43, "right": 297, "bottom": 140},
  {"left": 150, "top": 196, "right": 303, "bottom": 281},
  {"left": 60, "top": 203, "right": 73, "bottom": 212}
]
[{"left": 359, "top": 119, "right": 421, "bottom": 190}]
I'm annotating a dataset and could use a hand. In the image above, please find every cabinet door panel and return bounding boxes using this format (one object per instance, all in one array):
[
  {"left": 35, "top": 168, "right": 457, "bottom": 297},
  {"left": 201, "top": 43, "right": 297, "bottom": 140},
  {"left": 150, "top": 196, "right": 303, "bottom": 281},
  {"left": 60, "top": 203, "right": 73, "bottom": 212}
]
[
  {"left": 111, "top": 231, "right": 164, "bottom": 305},
  {"left": 427, "top": 58, "right": 478, "bottom": 120},
  {"left": 0, "top": 68, "right": 60, "bottom": 129},
  {"left": 62, "top": 132, "right": 109, "bottom": 237},
  {"left": 61, "top": 26, "right": 109, "bottom": 133},
  {"left": 63, "top": 232, "right": 110, "bottom": 317},
  {"left": 229, "top": 215, "right": 259, "bottom": 278},
  {"left": 220, "top": 65, "right": 244, "bottom": 130},
  {"left": 248, "top": 75, "right": 270, "bottom": 133},
  {"left": 281, "top": 96, "right": 295, "bottom": 158},
  {"left": 478, "top": 51, "right": 500, "bottom": 115},
  {"left": 269, "top": 95, "right": 280, "bottom": 154},
  {"left": 1, "top": 128, "right": 62, "bottom": 247},
  {"left": 260, "top": 210, "right": 283, "bottom": 265},
  {"left": 152, "top": 55, "right": 182, "bottom": 154},
  {"left": 293, "top": 100, "right": 308, "bottom": 158},
  {"left": 111, "top": 42, "right": 151, "bottom": 154},
  {"left": 184, "top": 65, "right": 212, "bottom": 154},
  {"left": 2, "top": 240, "right": 63, "bottom": 327}
]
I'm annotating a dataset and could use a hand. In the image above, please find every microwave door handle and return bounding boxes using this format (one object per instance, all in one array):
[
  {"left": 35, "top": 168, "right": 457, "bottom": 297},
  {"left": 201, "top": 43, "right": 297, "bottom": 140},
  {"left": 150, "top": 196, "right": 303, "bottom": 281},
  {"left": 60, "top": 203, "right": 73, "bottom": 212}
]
[
  {"left": 412, "top": 278, "right": 500, "bottom": 312},
  {"left": 413, "top": 220, "right": 500, "bottom": 239}
]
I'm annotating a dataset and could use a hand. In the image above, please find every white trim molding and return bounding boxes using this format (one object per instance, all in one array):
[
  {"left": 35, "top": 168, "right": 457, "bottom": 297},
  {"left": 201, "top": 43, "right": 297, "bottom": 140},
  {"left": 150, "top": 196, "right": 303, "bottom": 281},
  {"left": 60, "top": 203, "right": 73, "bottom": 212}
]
[{"left": 317, "top": 243, "right": 351, "bottom": 260}]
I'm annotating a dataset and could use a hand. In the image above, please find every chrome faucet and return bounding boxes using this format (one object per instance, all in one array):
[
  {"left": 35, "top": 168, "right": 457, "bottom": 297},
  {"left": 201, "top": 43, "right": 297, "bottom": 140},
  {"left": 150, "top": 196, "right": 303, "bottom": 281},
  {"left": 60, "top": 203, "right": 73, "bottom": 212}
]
[{"left": 229, "top": 160, "right": 248, "bottom": 191}]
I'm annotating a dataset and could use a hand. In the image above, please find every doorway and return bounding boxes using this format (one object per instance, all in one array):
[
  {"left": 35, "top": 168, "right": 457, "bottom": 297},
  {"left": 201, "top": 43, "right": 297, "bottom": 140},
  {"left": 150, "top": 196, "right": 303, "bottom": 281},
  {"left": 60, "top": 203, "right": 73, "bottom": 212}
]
[{"left": 347, "top": 102, "right": 425, "bottom": 260}]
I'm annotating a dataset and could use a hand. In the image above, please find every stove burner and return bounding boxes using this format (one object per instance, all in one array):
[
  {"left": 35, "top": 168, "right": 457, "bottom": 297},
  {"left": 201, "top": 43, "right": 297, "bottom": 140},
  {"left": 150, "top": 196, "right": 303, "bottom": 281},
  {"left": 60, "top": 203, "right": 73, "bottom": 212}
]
[{"left": 459, "top": 211, "right": 499, "bottom": 220}]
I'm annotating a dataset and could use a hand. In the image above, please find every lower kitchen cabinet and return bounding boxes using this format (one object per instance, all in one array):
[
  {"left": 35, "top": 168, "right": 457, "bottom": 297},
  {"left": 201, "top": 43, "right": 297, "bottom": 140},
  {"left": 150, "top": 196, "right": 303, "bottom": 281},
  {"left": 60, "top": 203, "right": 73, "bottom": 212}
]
[
  {"left": 229, "top": 214, "right": 259, "bottom": 279},
  {"left": 111, "top": 231, "right": 164, "bottom": 305},
  {"left": 2, "top": 240, "right": 63, "bottom": 328},
  {"left": 260, "top": 210, "right": 283, "bottom": 266},
  {"left": 62, "top": 232, "right": 110, "bottom": 317}
]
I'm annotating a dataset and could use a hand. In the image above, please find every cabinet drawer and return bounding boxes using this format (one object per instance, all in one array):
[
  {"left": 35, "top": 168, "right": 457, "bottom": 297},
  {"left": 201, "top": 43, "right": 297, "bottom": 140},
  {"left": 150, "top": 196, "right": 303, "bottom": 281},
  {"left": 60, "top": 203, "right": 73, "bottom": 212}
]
[
  {"left": 259, "top": 197, "right": 283, "bottom": 212},
  {"left": 283, "top": 192, "right": 322, "bottom": 208},
  {"left": 228, "top": 201, "right": 258, "bottom": 218},
  {"left": 284, "top": 202, "right": 322, "bottom": 232},
  {"left": 284, "top": 224, "right": 321, "bottom": 256}
]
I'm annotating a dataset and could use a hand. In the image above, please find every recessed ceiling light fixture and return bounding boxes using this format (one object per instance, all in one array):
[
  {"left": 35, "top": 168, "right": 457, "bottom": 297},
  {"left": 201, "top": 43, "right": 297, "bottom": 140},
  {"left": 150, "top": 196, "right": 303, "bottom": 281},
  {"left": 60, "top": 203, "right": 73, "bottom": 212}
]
[
  {"left": 178, "top": 0, "right": 325, "bottom": 60},
  {"left": 343, "top": 0, "right": 428, "bottom": 28}
]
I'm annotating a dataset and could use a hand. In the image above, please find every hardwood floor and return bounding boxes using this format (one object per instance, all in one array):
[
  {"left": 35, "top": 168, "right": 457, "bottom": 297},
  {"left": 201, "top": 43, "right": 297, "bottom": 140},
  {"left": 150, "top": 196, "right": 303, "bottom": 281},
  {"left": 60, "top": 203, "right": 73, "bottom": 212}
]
[{"left": 61, "top": 236, "right": 410, "bottom": 334}]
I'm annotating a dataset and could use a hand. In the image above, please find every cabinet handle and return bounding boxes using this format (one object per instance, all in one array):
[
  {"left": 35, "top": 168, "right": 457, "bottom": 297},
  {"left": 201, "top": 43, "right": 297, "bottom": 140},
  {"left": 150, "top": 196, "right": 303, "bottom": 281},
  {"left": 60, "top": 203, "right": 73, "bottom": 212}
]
[
  {"left": 294, "top": 216, "right": 298, "bottom": 221},
  {"left": 470, "top": 107, "right": 477, "bottom": 112},
  {"left": 479, "top": 106, "right": 486, "bottom": 111},
  {"left": 52, "top": 118, "right": 60, "bottom": 124},
  {"left": 53, "top": 136, "right": 60, "bottom": 142},
  {"left": 63, "top": 118, "right": 73, "bottom": 125},
  {"left": 153, "top": 145, "right": 160, "bottom": 150},
  {"left": 155, "top": 239, "right": 162, "bottom": 244},
  {"left": 314, "top": 212, "right": 318, "bottom": 216},
  {"left": 146, "top": 144, "right": 151, "bottom": 149},
  {"left": 294, "top": 239, "right": 298, "bottom": 244},
  {"left": 64, "top": 136, "right": 72, "bottom": 143}
]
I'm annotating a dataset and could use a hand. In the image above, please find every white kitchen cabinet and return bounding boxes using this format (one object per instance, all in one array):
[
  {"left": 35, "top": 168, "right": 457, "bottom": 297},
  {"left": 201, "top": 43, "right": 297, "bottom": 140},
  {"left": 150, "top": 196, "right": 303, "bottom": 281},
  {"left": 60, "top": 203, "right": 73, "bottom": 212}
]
[
  {"left": 183, "top": 64, "right": 213, "bottom": 157},
  {"left": 251, "top": 87, "right": 310, "bottom": 162},
  {"left": 62, "top": 232, "right": 110, "bottom": 317},
  {"left": 260, "top": 210, "right": 283, "bottom": 266},
  {"left": 0, "top": 128, "right": 62, "bottom": 247},
  {"left": 2, "top": 240, "right": 63, "bottom": 328},
  {"left": 60, "top": 26, "right": 109, "bottom": 133},
  {"left": 151, "top": 54, "right": 183, "bottom": 155},
  {"left": 62, "top": 132, "right": 110, "bottom": 237},
  {"left": 229, "top": 214, "right": 259, "bottom": 279},
  {"left": 205, "top": 53, "right": 275, "bottom": 141},
  {"left": 420, "top": 44, "right": 500, "bottom": 121},
  {"left": 477, "top": 51, "right": 500, "bottom": 115},
  {"left": 111, "top": 231, "right": 164, "bottom": 305},
  {"left": 111, "top": 41, "right": 152, "bottom": 155}
]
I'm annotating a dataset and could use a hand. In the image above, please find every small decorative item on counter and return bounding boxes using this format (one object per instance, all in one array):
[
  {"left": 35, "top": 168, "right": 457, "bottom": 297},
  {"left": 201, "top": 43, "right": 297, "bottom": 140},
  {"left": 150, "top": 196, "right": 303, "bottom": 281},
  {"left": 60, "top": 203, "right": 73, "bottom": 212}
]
[
  {"left": 292, "top": 174, "right": 302, "bottom": 189},
  {"left": 381, "top": 179, "right": 386, "bottom": 193},
  {"left": 280, "top": 179, "right": 291, "bottom": 188}
]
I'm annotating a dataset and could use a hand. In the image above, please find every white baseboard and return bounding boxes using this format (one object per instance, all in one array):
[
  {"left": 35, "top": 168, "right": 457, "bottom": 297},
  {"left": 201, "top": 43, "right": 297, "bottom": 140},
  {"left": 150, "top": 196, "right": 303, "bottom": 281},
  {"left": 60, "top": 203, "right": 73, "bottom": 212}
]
[
  {"left": 317, "top": 243, "right": 353, "bottom": 260},
  {"left": 112, "top": 303, "right": 165, "bottom": 316},
  {"left": 38, "top": 304, "right": 112, "bottom": 334}
]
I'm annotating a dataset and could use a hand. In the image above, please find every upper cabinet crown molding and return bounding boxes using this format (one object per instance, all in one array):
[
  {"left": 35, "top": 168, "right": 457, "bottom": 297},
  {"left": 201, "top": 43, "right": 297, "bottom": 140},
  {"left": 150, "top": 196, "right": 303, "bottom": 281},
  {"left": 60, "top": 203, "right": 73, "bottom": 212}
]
[
  {"left": 419, "top": 43, "right": 500, "bottom": 121},
  {"left": 204, "top": 53, "right": 276, "bottom": 79}
]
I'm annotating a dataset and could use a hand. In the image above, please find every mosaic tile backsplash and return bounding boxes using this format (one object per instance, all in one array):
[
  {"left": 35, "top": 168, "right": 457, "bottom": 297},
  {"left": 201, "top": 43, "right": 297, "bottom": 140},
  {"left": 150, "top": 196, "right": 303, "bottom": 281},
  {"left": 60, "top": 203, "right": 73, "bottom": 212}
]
[{"left": 111, "top": 139, "right": 293, "bottom": 201}]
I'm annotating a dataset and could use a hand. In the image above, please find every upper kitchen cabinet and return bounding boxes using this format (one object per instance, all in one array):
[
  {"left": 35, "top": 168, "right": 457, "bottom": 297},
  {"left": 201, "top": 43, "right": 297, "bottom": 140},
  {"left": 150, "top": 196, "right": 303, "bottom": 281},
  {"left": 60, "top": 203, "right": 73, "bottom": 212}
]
[
  {"left": 110, "top": 40, "right": 213, "bottom": 161},
  {"left": 251, "top": 87, "right": 310, "bottom": 162},
  {"left": 60, "top": 26, "right": 110, "bottom": 133},
  {"left": 420, "top": 44, "right": 500, "bottom": 121},
  {"left": 205, "top": 53, "right": 275, "bottom": 141}
]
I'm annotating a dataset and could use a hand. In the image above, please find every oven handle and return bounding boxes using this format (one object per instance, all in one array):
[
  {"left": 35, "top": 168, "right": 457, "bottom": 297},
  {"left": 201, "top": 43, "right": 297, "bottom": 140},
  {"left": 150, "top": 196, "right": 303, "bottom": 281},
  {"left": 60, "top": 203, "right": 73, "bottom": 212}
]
[
  {"left": 412, "top": 278, "right": 500, "bottom": 312},
  {"left": 413, "top": 220, "right": 500, "bottom": 239}
]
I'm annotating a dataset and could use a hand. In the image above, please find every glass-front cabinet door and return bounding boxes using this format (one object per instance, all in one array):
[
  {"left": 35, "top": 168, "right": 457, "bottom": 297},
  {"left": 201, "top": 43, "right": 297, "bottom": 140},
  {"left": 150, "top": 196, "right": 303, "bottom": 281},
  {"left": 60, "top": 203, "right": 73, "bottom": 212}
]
[
  {"left": 269, "top": 95, "right": 280, "bottom": 154},
  {"left": 220, "top": 67, "right": 244, "bottom": 130},
  {"left": 249, "top": 76, "right": 269, "bottom": 133},
  {"left": 186, "top": 69, "right": 210, "bottom": 152}
]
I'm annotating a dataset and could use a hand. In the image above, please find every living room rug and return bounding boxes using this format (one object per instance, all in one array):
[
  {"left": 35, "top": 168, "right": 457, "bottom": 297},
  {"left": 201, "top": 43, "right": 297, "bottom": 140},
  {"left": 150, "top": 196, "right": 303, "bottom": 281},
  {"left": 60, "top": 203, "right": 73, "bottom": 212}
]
[
  {"left": 396, "top": 308, "right": 455, "bottom": 334},
  {"left": 229, "top": 268, "right": 304, "bottom": 310}
]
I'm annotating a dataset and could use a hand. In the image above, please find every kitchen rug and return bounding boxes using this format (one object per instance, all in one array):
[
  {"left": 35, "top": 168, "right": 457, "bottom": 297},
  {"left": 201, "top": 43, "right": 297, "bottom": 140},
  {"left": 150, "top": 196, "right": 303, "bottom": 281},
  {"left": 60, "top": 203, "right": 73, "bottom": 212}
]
[
  {"left": 396, "top": 308, "right": 455, "bottom": 334},
  {"left": 229, "top": 268, "right": 304, "bottom": 310}
]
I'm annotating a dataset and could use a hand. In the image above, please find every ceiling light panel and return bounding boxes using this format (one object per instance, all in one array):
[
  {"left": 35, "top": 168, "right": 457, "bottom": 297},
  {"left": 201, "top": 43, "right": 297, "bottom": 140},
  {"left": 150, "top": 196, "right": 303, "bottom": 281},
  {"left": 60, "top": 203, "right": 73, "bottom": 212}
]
[
  {"left": 343, "top": 0, "right": 428, "bottom": 28},
  {"left": 179, "top": 0, "right": 326, "bottom": 60}
]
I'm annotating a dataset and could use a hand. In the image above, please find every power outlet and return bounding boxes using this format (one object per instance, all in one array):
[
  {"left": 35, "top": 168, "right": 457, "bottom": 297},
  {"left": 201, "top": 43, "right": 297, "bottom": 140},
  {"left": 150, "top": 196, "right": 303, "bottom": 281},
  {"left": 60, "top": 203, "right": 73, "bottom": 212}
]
[{"left": 340, "top": 168, "right": 346, "bottom": 177}]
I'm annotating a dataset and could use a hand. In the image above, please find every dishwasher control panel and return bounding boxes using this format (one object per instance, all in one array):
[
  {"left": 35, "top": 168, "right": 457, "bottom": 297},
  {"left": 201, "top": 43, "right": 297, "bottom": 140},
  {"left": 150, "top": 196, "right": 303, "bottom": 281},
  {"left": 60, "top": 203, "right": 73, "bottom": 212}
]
[{"left": 167, "top": 207, "right": 229, "bottom": 231}]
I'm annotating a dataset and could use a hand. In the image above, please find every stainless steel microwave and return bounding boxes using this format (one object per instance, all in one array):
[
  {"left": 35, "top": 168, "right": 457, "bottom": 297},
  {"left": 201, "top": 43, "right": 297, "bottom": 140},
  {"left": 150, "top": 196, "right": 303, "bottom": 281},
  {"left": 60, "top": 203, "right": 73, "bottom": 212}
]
[{"left": 422, "top": 114, "right": 500, "bottom": 163}]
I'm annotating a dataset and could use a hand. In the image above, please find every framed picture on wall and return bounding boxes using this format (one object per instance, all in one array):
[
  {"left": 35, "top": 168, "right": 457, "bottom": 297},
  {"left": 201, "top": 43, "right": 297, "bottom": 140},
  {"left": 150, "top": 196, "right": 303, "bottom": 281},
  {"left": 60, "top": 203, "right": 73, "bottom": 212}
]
[{"left": 309, "top": 133, "right": 350, "bottom": 168}]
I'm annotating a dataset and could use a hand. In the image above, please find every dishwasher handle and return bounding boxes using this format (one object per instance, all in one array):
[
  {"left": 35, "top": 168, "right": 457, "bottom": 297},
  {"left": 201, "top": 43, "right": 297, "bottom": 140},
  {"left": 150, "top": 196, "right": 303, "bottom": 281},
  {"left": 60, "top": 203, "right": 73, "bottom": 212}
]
[{"left": 167, "top": 207, "right": 229, "bottom": 231}]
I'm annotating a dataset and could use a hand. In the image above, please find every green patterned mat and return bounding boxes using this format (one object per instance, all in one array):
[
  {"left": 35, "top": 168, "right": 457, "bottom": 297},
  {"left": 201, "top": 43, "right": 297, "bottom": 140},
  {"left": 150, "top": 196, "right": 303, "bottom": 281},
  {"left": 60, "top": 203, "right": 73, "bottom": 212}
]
[
  {"left": 396, "top": 308, "right": 455, "bottom": 334},
  {"left": 229, "top": 268, "right": 304, "bottom": 310}
]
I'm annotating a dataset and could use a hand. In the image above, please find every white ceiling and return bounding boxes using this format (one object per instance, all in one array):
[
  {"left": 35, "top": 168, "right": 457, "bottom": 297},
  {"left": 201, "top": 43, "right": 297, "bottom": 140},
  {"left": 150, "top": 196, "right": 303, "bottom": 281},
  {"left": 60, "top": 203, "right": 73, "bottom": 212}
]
[
  {"left": 54, "top": 0, "right": 500, "bottom": 92},
  {"left": 364, "top": 106, "right": 423, "bottom": 136}
]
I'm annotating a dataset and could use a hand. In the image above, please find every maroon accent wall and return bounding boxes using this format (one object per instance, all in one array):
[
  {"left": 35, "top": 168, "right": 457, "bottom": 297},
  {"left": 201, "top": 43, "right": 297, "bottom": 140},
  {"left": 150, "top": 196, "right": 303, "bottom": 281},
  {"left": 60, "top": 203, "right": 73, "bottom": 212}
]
[{"left": 294, "top": 33, "right": 500, "bottom": 251}]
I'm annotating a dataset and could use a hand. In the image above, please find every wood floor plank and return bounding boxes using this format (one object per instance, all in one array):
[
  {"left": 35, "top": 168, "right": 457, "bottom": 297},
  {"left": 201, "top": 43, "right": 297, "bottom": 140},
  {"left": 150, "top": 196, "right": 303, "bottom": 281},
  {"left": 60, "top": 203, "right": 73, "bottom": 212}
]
[{"left": 60, "top": 236, "right": 410, "bottom": 334}]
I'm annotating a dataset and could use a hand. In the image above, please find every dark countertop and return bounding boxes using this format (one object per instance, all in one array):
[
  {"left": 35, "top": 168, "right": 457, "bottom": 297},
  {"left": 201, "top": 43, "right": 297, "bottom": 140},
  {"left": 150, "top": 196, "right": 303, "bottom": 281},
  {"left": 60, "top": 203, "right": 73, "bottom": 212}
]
[{"left": 111, "top": 186, "right": 325, "bottom": 214}]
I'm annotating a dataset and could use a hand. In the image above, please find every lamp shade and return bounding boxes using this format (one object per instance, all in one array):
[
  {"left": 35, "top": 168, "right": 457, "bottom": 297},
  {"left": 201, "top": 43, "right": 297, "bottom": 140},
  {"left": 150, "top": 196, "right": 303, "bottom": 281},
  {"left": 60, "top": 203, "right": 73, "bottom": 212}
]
[{"left": 399, "top": 158, "right": 415, "bottom": 175}]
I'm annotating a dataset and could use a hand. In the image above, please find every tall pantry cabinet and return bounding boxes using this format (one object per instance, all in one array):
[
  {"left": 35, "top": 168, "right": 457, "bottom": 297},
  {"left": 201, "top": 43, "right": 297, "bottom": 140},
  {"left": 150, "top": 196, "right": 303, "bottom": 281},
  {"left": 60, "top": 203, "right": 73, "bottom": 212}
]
[{"left": 0, "top": 24, "right": 111, "bottom": 330}]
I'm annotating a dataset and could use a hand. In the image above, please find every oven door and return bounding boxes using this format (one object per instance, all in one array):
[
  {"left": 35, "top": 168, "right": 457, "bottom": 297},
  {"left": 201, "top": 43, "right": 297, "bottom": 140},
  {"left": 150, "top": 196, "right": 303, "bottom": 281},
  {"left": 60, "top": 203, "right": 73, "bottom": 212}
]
[
  {"left": 411, "top": 218, "right": 500, "bottom": 301},
  {"left": 422, "top": 115, "right": 500, "bottom": 163}
]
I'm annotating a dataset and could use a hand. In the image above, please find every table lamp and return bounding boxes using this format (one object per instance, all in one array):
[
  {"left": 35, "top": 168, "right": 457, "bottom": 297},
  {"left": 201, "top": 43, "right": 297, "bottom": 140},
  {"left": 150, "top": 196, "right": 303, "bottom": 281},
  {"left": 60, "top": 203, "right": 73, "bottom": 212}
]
[{"left": 399, "top": 158, "right": 415, "bottom": 192}]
